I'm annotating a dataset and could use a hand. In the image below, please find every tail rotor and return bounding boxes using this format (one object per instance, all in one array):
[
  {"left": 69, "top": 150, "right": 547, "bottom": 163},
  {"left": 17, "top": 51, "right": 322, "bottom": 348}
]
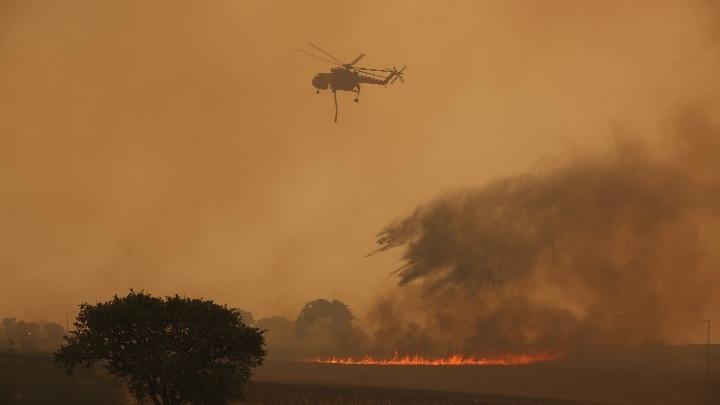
[{"left": 388, "top": 65, "right": 406, "bottom": 84}]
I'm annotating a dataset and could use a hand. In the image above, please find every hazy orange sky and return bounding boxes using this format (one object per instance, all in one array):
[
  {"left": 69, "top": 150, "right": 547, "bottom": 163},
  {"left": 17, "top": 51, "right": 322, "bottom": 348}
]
[{"left": 2, "top": 1, "right": 719, "bottom": 325}]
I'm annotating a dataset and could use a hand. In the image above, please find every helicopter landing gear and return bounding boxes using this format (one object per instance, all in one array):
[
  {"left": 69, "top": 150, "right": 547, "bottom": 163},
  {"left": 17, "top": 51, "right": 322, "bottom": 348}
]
[
  {"left": 316, "top": 90, "right": 320, "bottom": 94},
  {"left": 353, "top": 85, "right": 361, "bottom": 103}
]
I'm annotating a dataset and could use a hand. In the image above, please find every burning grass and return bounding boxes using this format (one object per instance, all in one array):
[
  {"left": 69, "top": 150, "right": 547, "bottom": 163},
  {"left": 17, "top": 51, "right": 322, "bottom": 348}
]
[{"left": 307, "top": 352, "right": 561, "bottom": 366}]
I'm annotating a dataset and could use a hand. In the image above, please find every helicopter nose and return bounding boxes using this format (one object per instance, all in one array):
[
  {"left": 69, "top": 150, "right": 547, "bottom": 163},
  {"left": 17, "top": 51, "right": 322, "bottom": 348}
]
[{"left": 312, "top": 75, "right": 329, "bottom": 89}]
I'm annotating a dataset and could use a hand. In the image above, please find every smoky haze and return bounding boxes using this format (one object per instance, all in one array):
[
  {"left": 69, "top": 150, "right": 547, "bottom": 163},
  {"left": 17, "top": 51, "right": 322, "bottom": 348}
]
[
  {"left": 370, "top": 112, "right": 720, "bottom": 356},
  {"left": 1, "top": 0, "right": 720, "bottom": 337}
]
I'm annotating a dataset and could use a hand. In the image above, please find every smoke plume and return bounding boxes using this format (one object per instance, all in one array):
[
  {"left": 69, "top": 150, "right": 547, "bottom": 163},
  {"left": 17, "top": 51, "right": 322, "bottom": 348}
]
[{"left": 370, "top": 110, "right": 720, "bottom": 356}]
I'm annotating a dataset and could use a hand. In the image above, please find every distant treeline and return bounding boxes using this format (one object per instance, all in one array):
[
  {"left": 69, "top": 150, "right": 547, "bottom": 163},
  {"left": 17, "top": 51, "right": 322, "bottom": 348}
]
[
  {"left": 1, "top": 297, "right": 369, "bottom": 358},
  {"left": 244, "top": 298, "right": 370, "bottom": 360},
  {"left": 0, "top": 318, "right": 65, "bottom": 352}
]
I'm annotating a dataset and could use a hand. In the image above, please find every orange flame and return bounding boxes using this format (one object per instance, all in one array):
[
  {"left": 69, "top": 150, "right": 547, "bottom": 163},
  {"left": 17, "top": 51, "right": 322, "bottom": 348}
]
[{"left": 308, "top": 352, "right": 561, "bottom": 366}]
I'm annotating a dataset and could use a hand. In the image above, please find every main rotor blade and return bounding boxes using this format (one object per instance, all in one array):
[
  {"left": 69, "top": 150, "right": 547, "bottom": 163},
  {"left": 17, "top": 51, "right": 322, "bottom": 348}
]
[
  {"left": 309, "top": 43, "right": 344, "bottom": 65},
  {"left": 357, "top": 70, "right": 387, "bottom": 79},
  {"left": 356, "top": 67, "right": 392, "bottom": 73},
  {"left": 348, "top": 54, "right": 365, "bottom": 66},
  {"left": 293, "top": 48, "right": 341, "bottom": 66}
]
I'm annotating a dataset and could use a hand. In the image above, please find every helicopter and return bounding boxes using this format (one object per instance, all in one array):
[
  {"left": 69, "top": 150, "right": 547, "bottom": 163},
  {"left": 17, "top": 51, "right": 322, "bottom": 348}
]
[{"left": 295, "top": 44, "right": 406, "bottom": 122}]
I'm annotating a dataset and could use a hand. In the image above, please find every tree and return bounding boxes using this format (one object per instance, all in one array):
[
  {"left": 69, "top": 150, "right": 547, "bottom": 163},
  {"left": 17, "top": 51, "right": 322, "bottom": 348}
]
[
  {"left": 1, "top": 317, "right": 40, "bottom": 351},
  {"left": 295, "top": 299, "right": 368, "bottom": 357},
  {"left": 296, "top": 299, "right": 354, "bottom": 338},
  {"left": 55, "top": 291, "right": 265, "bottom": 405},
  {"left": 0, "top": 318, "right": 66, "bottom": 352}
]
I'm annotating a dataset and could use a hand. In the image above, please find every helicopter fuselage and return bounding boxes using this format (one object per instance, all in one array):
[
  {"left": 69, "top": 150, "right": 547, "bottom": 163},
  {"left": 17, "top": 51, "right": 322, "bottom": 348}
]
[{"left": 312, "top": 67, "right": 387, "bottom": 92}]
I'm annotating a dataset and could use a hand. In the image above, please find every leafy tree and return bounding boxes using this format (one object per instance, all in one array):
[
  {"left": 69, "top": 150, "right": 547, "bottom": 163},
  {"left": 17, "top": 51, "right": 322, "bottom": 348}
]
[
  {"left": 295, "top": 299, "right": 368, "bottom": 357},
  {"left": 0, "top": 318, "right": 65, "bottom": 352},
  {"left": 55, "top": 291, "right": 265, "bottom": 405},
  {"left": 1, "top": 317, "right": 40, "bottom": 351},
  {"left": 296, "top": 299, "right": 354, "bottom": 338}
]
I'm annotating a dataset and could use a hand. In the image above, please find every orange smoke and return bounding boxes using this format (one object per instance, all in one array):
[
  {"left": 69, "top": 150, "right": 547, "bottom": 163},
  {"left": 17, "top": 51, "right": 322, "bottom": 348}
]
[{"left": 308, "top": 352, "right": 561, "bottom": 366}]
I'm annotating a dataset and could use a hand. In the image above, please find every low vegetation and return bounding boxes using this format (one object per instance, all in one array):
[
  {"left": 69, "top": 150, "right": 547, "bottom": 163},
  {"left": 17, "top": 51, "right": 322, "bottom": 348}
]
[
  {"left": 0, "top": 353, "right": 582, "bottom": 405},
  {"left": 55, "top": 291, "right": 265, "bottom": 404},
  {"left": 241, "top": 382, "right": 581, "bottom": 405},
  {"left": 0, "top": 352, "right": 126, "bottom": 405}
]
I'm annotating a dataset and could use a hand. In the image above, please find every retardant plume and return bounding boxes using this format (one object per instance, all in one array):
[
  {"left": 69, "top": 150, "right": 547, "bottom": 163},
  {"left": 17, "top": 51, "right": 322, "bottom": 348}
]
[{"left": 370, "top": 111, "right": 720, "bottom": 357}]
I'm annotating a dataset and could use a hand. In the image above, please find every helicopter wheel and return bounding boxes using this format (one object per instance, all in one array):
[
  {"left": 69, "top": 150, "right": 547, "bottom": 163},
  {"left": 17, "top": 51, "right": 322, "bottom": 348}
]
[
  {"left": 316, "top": 90, "right": 320, "bottom": 94},
  {"left": 354, "top": 98, "right": 359, "bottom": 103}
]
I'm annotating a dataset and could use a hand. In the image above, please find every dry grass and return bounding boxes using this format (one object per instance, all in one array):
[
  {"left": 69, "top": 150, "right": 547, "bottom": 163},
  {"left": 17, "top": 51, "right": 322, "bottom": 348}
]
[
  {"left": 0, "top": 352, "right": 126, "bottom": 405},
  {"left": 240, "top": 381, "right": 584, "bottom": 404},
  {"left": 3, "top": 350, "right": 719, "bottom": 404}
]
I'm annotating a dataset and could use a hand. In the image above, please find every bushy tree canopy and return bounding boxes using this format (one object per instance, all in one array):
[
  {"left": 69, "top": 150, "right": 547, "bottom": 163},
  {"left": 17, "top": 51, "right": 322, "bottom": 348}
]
[
  {"left": 295, "top": 299, "right": 354, "bottom": 337},
  {"left": 55, "top": 291, "right": 265, "bottom": 405},
  {"left": 295, "top": 299, "right": 368, "bottom": 357},
  {"left": 0, "top": 317, "right": 63, "bottom": 351}
]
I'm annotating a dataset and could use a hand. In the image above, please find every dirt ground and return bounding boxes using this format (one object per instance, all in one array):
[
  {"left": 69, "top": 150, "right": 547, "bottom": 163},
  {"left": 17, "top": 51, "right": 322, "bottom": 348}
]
[
  {"left": 240, "top": 381, "right": 588, "bottom": 404},
  {"left": 2, "top": 349, "right": 719, "bottom": 404},
  {"left": 252, "top": 350, "right": 720, "bottom": 405}
]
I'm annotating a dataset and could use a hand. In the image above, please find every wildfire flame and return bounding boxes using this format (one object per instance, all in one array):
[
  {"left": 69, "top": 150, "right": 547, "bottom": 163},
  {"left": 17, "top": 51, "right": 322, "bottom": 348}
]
[{"left": 308, "top": 352, "right": 561, "bottom": 366}]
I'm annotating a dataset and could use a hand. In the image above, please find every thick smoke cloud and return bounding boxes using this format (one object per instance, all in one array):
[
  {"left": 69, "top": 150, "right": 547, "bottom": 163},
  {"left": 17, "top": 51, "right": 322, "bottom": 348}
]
[
  {"left": 371, "top": 112, "right": 720, "bottom": 356},
  {"left": 3, "top": 0, "right": 720, "bottom": 333}
]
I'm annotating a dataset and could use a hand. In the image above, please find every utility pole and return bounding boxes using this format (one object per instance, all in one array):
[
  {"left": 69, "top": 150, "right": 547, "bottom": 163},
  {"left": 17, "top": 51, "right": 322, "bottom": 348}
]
[{"left": 702, "top": 320, "right": 711, "bottom": 380}]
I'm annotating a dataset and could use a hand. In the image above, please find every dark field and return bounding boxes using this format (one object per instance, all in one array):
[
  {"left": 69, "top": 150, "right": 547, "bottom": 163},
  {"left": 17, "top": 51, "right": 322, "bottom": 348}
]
[
  {"left": 0, "top": 353, "right": 127, "bottom": 405},
  {"left": 0, "top": 353, "right": 579, "bottom": 405},
  {"left": 252, "top": 348, "right": 720, "bottom": 405},
  {"left": 242, "top": 382, "right": 584, "bottom": 404},
  {"left": 2, "top": 351, "right": 719, "bottom": 404}
]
